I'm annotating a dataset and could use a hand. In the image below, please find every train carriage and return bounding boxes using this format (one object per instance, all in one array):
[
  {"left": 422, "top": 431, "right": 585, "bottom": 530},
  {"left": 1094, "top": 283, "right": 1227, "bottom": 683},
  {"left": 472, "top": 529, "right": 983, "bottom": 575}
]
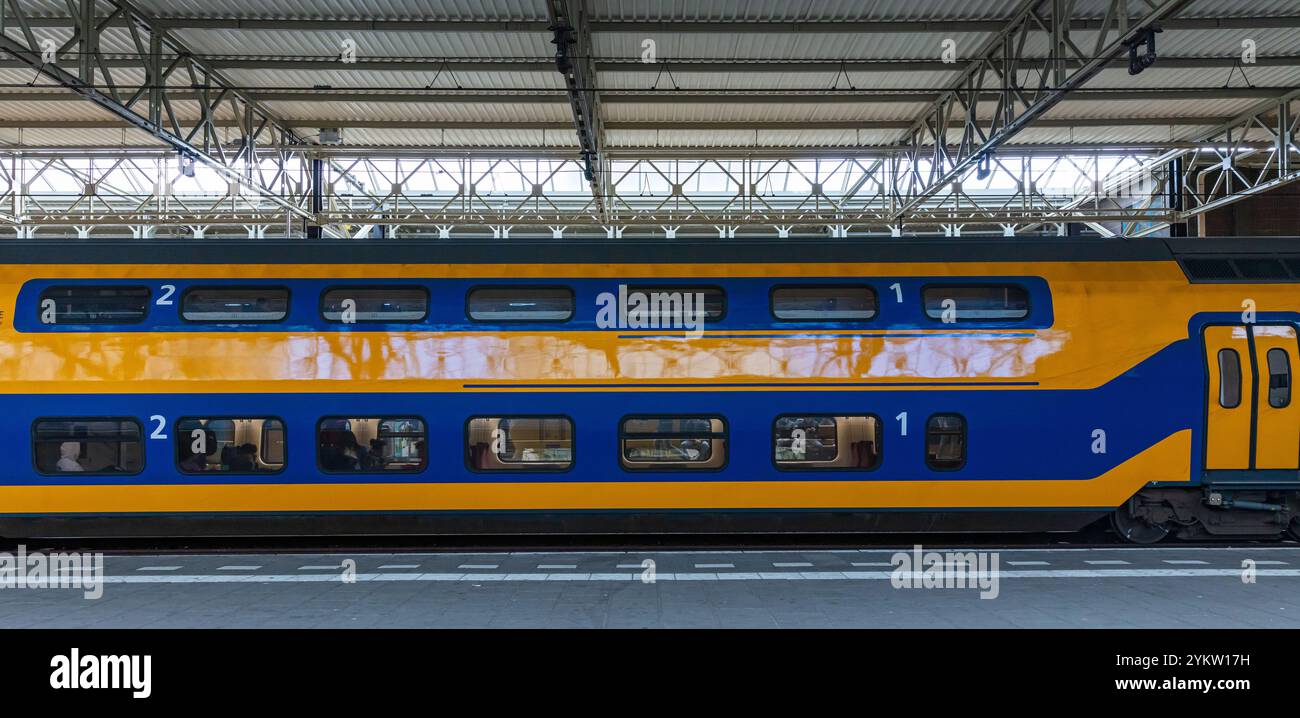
[{"left": 1, "top": 236, "right": 1297, "bottom": 542}]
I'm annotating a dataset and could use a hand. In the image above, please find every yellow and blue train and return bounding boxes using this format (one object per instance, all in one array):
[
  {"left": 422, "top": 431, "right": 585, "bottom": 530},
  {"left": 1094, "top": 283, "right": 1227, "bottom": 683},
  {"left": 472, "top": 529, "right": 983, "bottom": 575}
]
[{"left": 1, "top": 236, "right": 1297, "bottom": 542}]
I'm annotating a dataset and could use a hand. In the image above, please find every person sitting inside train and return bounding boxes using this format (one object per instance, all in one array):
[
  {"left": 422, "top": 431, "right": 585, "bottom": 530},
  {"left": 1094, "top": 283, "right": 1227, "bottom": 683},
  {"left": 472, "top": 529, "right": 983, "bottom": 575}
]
[
  {"left": 363, "top": 439, "right": 388, "bottom": 470},
  {"left": 320, "top": 431, "right": 361, "bottom": 471},
  {"left": 56, "top": 442, "right": 84, "bottom": 472},
  {"left": 179, "top": 444, "right": 207, "bottom": 472},
  {"left": 228, "top": 444, "right": 258, "bottom": 472}
]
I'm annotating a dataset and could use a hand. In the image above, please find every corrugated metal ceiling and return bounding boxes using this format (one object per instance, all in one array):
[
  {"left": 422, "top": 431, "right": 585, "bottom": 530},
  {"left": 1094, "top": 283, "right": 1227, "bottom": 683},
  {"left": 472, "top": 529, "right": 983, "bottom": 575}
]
[{"left": 0, "top": 0, "right": 1294, "bottom": 151}]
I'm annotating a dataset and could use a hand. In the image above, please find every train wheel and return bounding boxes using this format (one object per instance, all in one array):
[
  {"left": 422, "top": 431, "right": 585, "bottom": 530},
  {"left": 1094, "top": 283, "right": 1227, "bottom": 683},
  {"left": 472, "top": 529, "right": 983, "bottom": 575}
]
[{"left": 1110, "top": 499, "right": 1171, "bottom": 544}]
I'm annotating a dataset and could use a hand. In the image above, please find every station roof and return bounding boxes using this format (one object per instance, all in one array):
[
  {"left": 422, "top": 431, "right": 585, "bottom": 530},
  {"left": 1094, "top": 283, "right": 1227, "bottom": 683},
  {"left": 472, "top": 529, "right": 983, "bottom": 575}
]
[{"left": 1, "top": 0, "right": 1296, "bottom": 153}]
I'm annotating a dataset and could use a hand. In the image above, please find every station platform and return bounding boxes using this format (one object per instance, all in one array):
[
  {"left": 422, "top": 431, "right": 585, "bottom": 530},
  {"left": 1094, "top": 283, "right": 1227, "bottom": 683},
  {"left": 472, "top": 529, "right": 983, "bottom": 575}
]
[{"left": 4, "top": 544, "right": 1300, "bottom": 629}]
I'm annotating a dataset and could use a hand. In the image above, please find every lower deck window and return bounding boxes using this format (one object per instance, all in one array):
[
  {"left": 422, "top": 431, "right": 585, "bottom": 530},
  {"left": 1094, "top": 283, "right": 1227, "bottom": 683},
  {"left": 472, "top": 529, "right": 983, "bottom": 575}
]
[
  {"left": 466, "top": 417, "right": 573, "bottom": 471},
  {"left": 774, "top": 415, "right": 881, "bottom": 469},
  {"left": 319, "top": 417, "right": 427, "bottom": 472},
  {"left": 620, "top": 416, "right": 726, "bottom": 470},
  {"left": 33, "top": 418, "right": 143, "bottom": 475},
  {"left": 926, "top": 414, "right": 966, "bottom": 470},
  {"left": 177, "top": 418, "right": 286, "bottom": 473}
]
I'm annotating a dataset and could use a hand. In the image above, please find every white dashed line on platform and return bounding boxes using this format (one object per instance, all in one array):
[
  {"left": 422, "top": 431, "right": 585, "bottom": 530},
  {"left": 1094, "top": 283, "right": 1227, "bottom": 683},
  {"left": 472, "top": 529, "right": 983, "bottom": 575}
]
[
  {"left": 772, "top": 562, "right": 814, "bottom": 568},
  {"left": 617, "top": 563, "right": 647, "bottom": 569},
  {"left": 298, "top": 565, "right": 342, "bottom": 570},
  {"left": 90, "top": 568, "right": 1300, "bottom": 585},
  {"left": 1085, "top": 560, "right": 1131, "bottom": 565},
  {"left": 851, "top": 562, "right": 894, "bottom": 567},
  {"left": 217, "top": 566, "right": 263, "bottom": 571},
  {"left": 378, "top": 564, "right": 419, "bottom": 570},
  {"left": 1253, "top": 560, "right": 1290, "bottom": 565},
  {"left": 695, "top": 563, "right": 735, "bottom": 569},
  {"left": 1006, "top": 561, "right": 1051, "bottom": 566},
  {"left": 1163, "top": 560, "right": 1210, "bottom": 565},
  {"left": 135, "top": 566, "right": 182, "bottom": 571},
  {"left": 458, "top": 564, "right": 499, "bottom": 570},
  {"left": 537, "top": 564, "right": 578, "bottom": 569}
]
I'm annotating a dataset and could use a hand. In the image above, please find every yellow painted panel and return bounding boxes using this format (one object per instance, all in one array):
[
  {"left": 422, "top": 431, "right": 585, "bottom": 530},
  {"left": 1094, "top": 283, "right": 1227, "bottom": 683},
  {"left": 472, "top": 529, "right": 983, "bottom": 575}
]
[
  {"left": 0, "top": 430, "right": 1190, "bottom": 514},
  {"left": 1204, "top": 325, "right": 1252, "bottom": 470},
  {"left": 5, "top": 259, "right": 1298, "bottom": 393},
  {"left": 1253, "top": 325, "right": 1300, "bottom": 470}
]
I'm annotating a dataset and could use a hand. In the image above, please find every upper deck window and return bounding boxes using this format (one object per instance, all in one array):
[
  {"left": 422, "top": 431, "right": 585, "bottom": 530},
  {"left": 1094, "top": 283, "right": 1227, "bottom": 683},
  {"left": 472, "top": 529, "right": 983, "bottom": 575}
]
[
  {"left": 467, "top": 287, "right": 574, "bottom": 322},
  {"left": 923, "top": 285, "right": 1029, "bottom": 322},
  {"left": 182, "top": 287, "right": 289, "bottom": 322},
  {"left": 772, "top": 286, "right": 877, "bottom": 321},
  {"left": 38, "top": 286, "right": 149, "bottom": 325},
  {"left": 321, "top": 287, "right": 428, "bottom": 323},
  {"left": 623, "top": 286, "right": 725, "bottom": 323}
]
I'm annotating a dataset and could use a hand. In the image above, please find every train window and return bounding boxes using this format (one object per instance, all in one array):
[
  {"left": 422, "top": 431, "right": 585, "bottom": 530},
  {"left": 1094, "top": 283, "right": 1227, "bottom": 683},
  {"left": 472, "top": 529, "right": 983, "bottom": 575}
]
[
  {"left": 1267, "top": 348, "right": 1291, "bottom": 409},
  {"left": 33, "top": 418, "right": 143, "bottom": 475},
  {"left": 182, "top": 287, "right": 289, "bottom": 322},
  {"left": 318, "top": 417, "right": 426, "bottom": 473},
  {"left": 923, "top": 285, "right": 1029, "bottom": 322},
  {"left": 925, "top": 414, "right": 966, "bottom": 470},
  {"left": 620, "top": 416, "right": 726, "bottom": 470},
  {"left": 38, "top": 286, "right": 149, "bottom": 325},
  {"left": 773, "top": 415, "right": 881, "bottom": 469},
  {"left": 321, "top": 287, "right": 428, "bottom": 323},
  {"left": 1218, "top": 348, "right": 1242, "bottom": 409},
  {"left": 624, "top": 286, "right": 725, "bottom": 323},
  {"left": 772, "top": 286, "right": 877, "bottom": 321},
  {"left": 262, "top": 421, "right": 286, "bottom": 465},
  {"left": 177, "top": 418, "right": 286, "bottom": 474},
  {"left": 466, "top": 287, "right": 574, "bottom": 322},
  {"left": 466, "top": 417, "right": 573, "bottom": 471}
]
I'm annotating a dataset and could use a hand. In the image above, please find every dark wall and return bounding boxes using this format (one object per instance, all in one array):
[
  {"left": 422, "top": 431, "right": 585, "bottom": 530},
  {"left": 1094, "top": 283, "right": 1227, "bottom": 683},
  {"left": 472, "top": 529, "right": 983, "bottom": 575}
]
[{"left": 1201, "top": 183, "right": 1300, "bottom": 236}]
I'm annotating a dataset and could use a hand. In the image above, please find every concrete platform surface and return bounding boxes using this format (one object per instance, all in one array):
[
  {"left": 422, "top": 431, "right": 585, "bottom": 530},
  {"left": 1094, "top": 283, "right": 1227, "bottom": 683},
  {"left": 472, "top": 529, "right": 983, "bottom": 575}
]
[{"left": 3, "top": 545, "right": 1299, "bottom": 628}]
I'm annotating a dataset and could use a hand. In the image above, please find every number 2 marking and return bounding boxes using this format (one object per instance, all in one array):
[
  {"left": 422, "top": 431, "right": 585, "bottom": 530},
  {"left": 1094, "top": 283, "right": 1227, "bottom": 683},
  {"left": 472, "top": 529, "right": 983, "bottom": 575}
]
[
  {"left": 149, "top": 415, "right": 168, "bottom": 440},
  {"left": 156, "top": 284, "right": 176, "bottom": 306}
]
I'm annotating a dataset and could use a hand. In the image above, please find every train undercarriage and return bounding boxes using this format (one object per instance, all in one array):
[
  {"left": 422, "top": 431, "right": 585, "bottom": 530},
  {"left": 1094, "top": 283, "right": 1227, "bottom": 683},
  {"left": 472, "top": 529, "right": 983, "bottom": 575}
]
[{"left": 1113, "top": 487, "right": 1300, "bottom": 543}]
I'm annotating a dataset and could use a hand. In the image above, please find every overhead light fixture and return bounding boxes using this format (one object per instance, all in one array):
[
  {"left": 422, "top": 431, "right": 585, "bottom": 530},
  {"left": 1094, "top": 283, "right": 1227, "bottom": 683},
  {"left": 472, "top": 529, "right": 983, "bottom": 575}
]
[{"left": 1126, "top": 26, "right": 1162, "bottom": 75}]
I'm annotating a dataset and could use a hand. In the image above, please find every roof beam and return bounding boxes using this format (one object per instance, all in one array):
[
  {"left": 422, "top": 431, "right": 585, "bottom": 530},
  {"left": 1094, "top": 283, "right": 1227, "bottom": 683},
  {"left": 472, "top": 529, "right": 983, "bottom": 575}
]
[
  {"left": 3, "top": 54, "right": 1292, "bottom": 74},
  {"left": 890, "top": 0, "right": 1197, "bottom": 222},
  {"left": 15, "top": 15, "right": 1300, "bottom": 33},
  {"left": 0, "top": 88, "right": 1285, "bottom": 103},
  {"left": 0, "top": 0, "right": 321, "bottom": 222},
  {"left": 0, "top": 117, "right": 1231, "bottom": 131},
  {"left": 546, "top": 0, "right": 605, "bottom": 215}
]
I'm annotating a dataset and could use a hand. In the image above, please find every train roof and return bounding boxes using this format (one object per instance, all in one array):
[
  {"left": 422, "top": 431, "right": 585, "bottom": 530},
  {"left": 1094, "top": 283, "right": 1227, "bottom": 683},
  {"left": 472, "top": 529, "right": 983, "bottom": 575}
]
[{"left": 0, "top": 236, "right": 1295, "bottom": 265}]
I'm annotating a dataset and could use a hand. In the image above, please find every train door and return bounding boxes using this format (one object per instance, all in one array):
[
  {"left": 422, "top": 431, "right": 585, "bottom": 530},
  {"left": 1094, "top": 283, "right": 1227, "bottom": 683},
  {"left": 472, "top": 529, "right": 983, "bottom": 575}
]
[{"left": 1203, "top": 324, "right": 1300, "bottom": 472}]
